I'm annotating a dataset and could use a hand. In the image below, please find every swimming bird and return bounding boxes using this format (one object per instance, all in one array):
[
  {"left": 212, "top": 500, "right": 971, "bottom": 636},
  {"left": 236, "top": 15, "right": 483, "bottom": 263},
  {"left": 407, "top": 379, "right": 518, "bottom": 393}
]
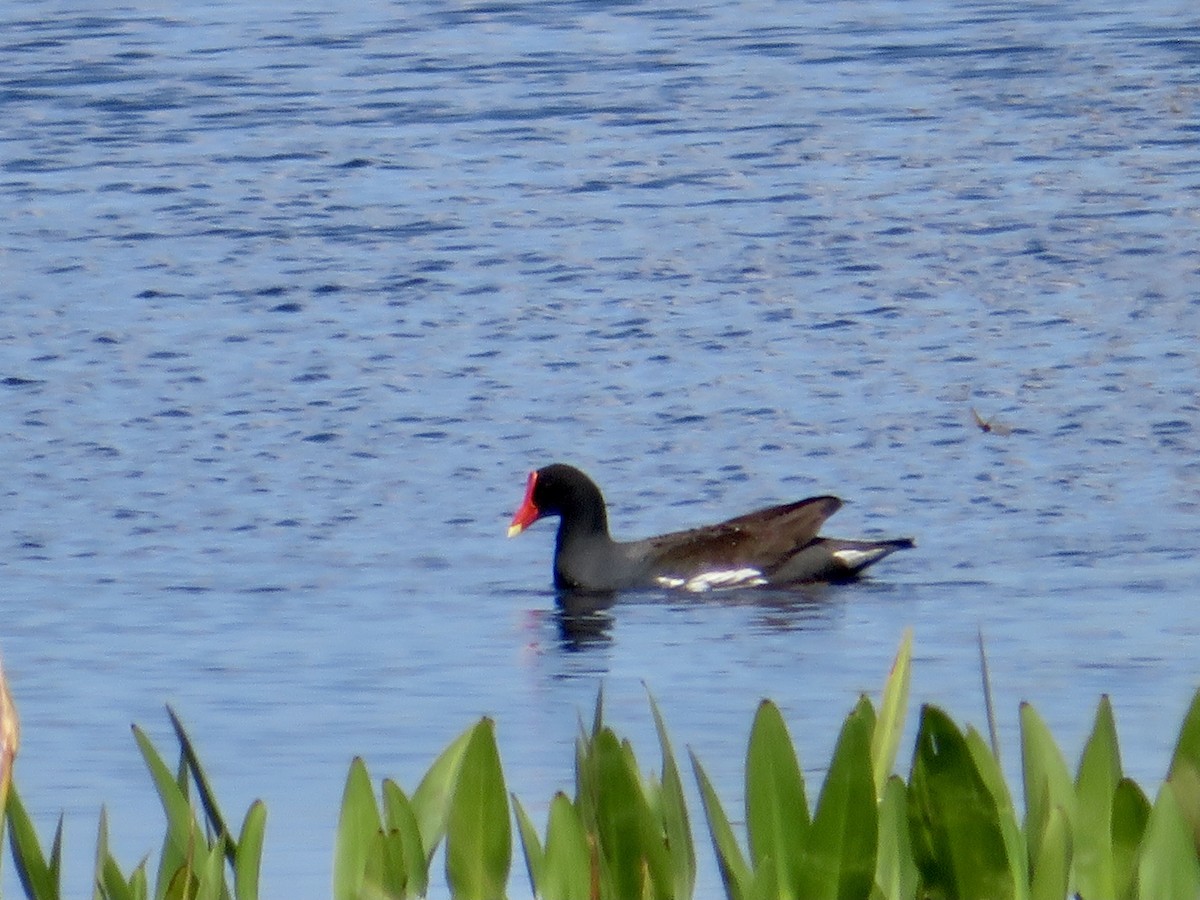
[{"left": 507, "top": 463, "right": 913, "bottom": 592}]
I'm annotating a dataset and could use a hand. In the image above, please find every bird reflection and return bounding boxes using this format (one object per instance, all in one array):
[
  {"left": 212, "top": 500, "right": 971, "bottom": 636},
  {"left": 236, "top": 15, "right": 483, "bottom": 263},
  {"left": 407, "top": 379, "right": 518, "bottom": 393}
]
[
  {"left": 555, "top": 590, "right": 617, "bottom": 650},
  {"left": 550, "top": 582, "right": 840, "bottom": 652}
]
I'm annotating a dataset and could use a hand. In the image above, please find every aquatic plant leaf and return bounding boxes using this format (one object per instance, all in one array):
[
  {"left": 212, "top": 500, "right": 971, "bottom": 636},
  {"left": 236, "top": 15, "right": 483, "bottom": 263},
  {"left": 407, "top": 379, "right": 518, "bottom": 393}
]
[
  {"left": 6, "top": 784, "right": 62, "bottom": 900},
  {"left": 1112, "top": 777, "right": 1150, "bottom": 900},
  {"left": 872, "top": 629, "right": 912, "bottom": 799},
  {"left": 690, "top": 750, "right": 751, "bottom": 900},
  {"left": 445, "top": 718, "right": 510, "bottom": 900},
  {"left": 1074, "top": 695, "right": 1121, "bottom": 899},
  {"left": 411, "top": 722, "right": 474, "bottom": 865},
  {"left": 978, "top": 629, "right": 1001, "bottom": 762},
  {"left": 745, "top": 699, "right": 808, "bottom": 898},
  {"left": 795, "top": 697, "right": 877, "bottom": 900},
  {"left": 233, "top": 800, "right": 266, "bottom": 900},
  {"left": 363, "top": 827, "right": 407, "bottom": 900},
  {"left": 874, "top": 776, "right": 917, "bottom": 900},
  {"left": 1137, "top": 782, "right": 1200, "bottom": 900},
  {"left": 133, "top": 724, "right": 203, "bottom": 900},
  {"left": 333, "top": 757, "right": 381, "bottom": 900},
  {"left": 541, "top": 792, "right": 592, "bottom": 900},
  {"left": 964, "top": 726, "right": 1027, "bottom": 894},
  {"left": 592, "top": 727, "right": 668, "bottom": 900},
  {"left": 591, "top": 685, "right": 605, "bottom": 740},
  {"left": 1028, "top": 804, "right": 1069, "bottom": 900},
  {"left": 1167, "top": 686, "right": 1200, "bottom": 856},
  {"left": 382, "top": 779, "right": 428, "bottom": 897},
  {"left": 1019, "top": 702, "right": 1074, "bottom": 874},
  {"left": 98, "top": 853, "right": 142, "bottom": 900},
  {"left": 511, "top": 795, "right": 545, "bottom": 895},
  {"left": 166, "top": 707, "right": 232, "bottom": 865},
  {"left": 648, "top": 690, "right": 696, "bottom": 900},
  {"left": 196, "top": 838, "right": 227, "bottom": 900},
  {"left": 907, "top": 704, "right": 1013, "bottom": 900}
]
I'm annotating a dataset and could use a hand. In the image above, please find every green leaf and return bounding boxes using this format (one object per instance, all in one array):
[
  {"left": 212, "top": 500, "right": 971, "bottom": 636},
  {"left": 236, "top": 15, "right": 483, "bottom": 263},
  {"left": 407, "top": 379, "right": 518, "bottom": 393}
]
[
  {"left": 874, "top": 776, "right": 917, "bottom": 900},
  {"left": 382, "top": 779, "right": 428, "bottom": 898},
  {"left": 691, "top": 750, "right": 751, "bottom": 900},
  {"left": 796, "top": 697, "right": 877, "bottom": 900},
  {"left": 6, "top": 784, "right": 62, "bottom": 900},
  {"left": 195, "top": 838, "right": 227, "bottom": 900},
  {"left": 591, "top": 727, "right": 666, "bottom": 900},
  {"left": 1074, "top": 695, "right": 1121, "bottom": 900},
  {"left": 1019, "top": 702, "right": 1074, "bottom": 875},
  {"left": 907, "top": 704, "right": 1013, "bottom": 900},
  {"left": 445, "top": 718, "right": 510, "bottom": 900},
  {"left": 411, "top": 722, "right": 474, "bottom": 865},
  {"left": 511, "top": 795, "right": 545, "bottom": 895},
  {"left": 363, "top": 826, "right": 408, "bottom": 900},
  {"left": 132, "top": 724, "right": 202, "bottom": 900},
  {"left": 872, "top": 629, "right": 912, "bottom": 800},
  {"left": 1029, "top": 805, "right": 1070, "bottom": 900},
  {"left": 745, "top": 700, "right": 809, "bottom": 899},
  {"left": 332, "top": 757, "right": 381, "bottom": 900},
  {"left": 233, "top": 800, "right": 266, "bottom": 900},
  {"left": 964, "top": 726, "right": 1027, "bottom": 896},
  {"left": 1167, "top": 686, "right": 1200, "bottom": 858},
  {"left": 166, "top": 707, "right": 233, "bottom": 866},
  {"left": 1138, "top": 781, "right": 1200, "bottom": 900},
  {"left": 648, "top": 690, "right": 696, "bottom": 900},
  {"left": 542, "top": 793, "right": 592, "bottom": 900},
  {"left": 1112, "top": 777, "right": 1150, "bottom": 900}
]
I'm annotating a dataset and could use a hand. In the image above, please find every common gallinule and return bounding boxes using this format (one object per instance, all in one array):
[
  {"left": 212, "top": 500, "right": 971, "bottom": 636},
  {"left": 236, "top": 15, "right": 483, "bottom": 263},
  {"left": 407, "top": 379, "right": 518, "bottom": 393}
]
[{"left": 507, "top": 463, "right": 914, "bottom": 592}]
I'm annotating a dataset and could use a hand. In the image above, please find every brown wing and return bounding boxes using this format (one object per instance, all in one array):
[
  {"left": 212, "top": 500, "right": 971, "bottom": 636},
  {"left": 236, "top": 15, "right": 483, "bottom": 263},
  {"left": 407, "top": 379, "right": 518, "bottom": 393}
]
[{"left": 636, "top": 495, "right": 843, "bottom": 576}]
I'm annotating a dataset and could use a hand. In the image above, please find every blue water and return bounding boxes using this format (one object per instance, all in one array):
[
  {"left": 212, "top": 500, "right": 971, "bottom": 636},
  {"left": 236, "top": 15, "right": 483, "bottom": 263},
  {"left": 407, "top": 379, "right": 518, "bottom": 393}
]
[{"left": 3, "top": 1, "right": 1199, "bottom": 896}]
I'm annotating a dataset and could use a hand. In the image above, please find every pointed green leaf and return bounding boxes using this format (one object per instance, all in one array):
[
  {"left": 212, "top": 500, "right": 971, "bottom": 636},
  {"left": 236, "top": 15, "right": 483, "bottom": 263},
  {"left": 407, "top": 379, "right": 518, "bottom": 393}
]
[
  {"left": 691, "top": 750, "right": 751, "bottom": 900},
  {"left": 382, "top": 779, "right": 428, "bottom": 898},
  {"left": 648, "top": 690, "right": 696, "bottom": 900},
  {"left": 94, "top": 805, "right": 112, "bottom": 900},
  {"left": 745, "top": 700, "right": 808, "bottom": 898},
  {"left": 907, "top": 705, "right": 1013, "bottom": 900},
  {"left": 6, "top": 784, "right": 62, "bottom": 900},
  {"left": 1029, "top": 805, "right": 1070, "bottom": 900},
  {"left": 872, "top": 629, "right": 912, "bottom": 799},
  {"left": 166, "top": 707, "right": 233, "bottom": 865},
  {"left": 1166, "top": 681, "right": 1200, "bottom": 777},
  {"left": 591, "top": 727, "right": 665, "bottom": 900},
  {"left": 1167, "top": 686, "right": 1200, "bottom": 860},
  {"left": 1112, "top": 777, "right": 1150, "bottom": 900},
  {"left": 333, "top": 757, "right": 381, "bottom": 900},
  {"left": 363, "top": 826, "right": 408, "bottom": 900},
  {"left": 964, "top": 726, "right": 1027, "bottom": 896},
  {"left": 875, "top": 776, "right": 917, "bottom": 900},
  {"left": 796, "top": 697, "right": 877, "bottom": 900},
  {"left": 511, "top": 795, "right": 545, "bottom": 895},
  {"left": 1020, "top": 702, "right": 1075, "bottom": 874},
  {"left": 411, "top": 723, "right": 474, "bottom": 864},
  {"left": 132, "top": 724, "right": 202, "bottom": 900},
  {"left": 541, "top": 793, "right": 592, "bottom": 900},
  {"left": 98, "top": 853, "right": 141, "bottom": 900},
  {"left": 234, "top": 800, "right": 266, "bottom": 900},
  {"left": 445, "top": 718, "right": 510, "bottom": 900},
  {"left": 591, "top": 686, "right": 605, "bottom": 739},
  {"left": 195, "top": 838, "right": 228, "bottom": 900},
  {"left": 1074, "top": 695, "right": 1121, "bottom": 900},
  {"left": 1138, "top": 781, "right": 1200, "bottom": 900}
]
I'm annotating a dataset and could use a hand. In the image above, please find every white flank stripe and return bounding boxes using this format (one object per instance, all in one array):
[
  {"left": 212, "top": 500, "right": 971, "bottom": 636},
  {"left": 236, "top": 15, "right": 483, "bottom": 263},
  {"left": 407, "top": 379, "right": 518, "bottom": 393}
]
[
  {"left": 833, "top": 548, "right": 881, "bottom": 569},
  {"left": 657, "top": 568, "right": 767, "bottom": 592}
]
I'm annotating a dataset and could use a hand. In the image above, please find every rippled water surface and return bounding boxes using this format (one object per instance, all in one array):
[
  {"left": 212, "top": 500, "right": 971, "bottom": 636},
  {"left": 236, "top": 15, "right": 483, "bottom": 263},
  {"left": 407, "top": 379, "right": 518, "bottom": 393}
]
[{"left": 3, "top": 1, "right": 1200, "bottom": 896}]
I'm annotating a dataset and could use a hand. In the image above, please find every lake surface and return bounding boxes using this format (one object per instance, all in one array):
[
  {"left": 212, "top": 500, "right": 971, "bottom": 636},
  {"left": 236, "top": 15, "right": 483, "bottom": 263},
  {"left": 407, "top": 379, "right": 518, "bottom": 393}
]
[{"left": 3, "top": 1, "right": 1199, "bottom": 896}]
